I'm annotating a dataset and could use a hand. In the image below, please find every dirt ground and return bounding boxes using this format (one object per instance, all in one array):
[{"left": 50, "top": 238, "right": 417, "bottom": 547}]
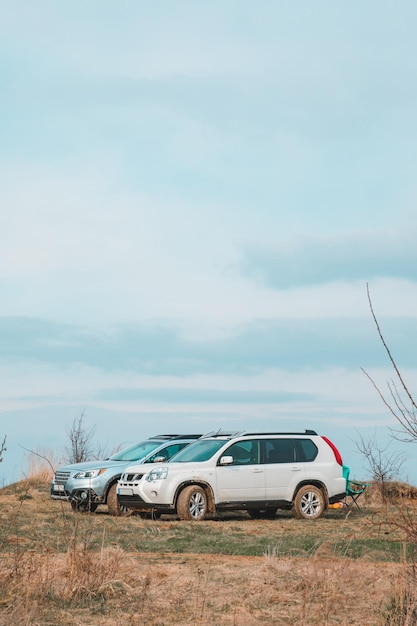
[
  {"left": 1, "top": 548, "right": 402, "bottom": 625},
  {"left": 1, "top": 480, "right": 413, "bottom": 625}
]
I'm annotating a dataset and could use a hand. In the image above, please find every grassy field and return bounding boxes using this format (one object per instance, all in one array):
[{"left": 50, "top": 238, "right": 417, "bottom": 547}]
[{"left": 1, "top": 478, "right": 417, "bottom": 625}]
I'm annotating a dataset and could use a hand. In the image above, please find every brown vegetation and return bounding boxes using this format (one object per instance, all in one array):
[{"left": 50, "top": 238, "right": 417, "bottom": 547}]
[{"left": 1, "top": 477, "right": 417, "bottom": 625}]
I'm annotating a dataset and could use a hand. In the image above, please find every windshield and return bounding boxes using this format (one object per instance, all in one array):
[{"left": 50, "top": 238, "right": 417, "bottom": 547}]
[
  {"left": 170, "top": 439, "right": 226, "bottom": 463},
  {"left": 109, "top": 440, "right": 165, "bottom": 462}
]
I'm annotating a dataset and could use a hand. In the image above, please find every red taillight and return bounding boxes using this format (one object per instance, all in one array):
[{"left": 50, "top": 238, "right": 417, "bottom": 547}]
[{"left": 321, "top": 436, "right": 343, "bottom": 466}]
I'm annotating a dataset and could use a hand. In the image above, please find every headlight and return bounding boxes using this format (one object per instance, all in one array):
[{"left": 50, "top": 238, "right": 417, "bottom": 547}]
[
  {"left": 146, "top": 466, "right": 168, "bottom": 482},
  {"left": 74, "top": 468, "right": 106, "bottom": 479}
]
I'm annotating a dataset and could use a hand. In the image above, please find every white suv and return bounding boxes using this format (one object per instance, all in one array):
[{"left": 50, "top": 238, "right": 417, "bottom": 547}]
[{"left": 117, "top": 430, "right": 346, "bottom": 520}]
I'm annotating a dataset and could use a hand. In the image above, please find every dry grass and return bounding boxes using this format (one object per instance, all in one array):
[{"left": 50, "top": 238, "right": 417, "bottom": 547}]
[
  {"left": 1, "top": 479, "right": 417, "bottom": 625},
  {"left": 22, "top": 447, "right": 65, "bottom": 483},
  {"left": 0, "top": 546, "right": 403, "bottom": 625}
]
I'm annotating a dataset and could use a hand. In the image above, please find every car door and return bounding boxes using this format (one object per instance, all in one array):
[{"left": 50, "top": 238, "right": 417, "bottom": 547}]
[
  {"left": 263, "top": 438, "right": 304, "bottom": 501},
  {"left": 215, "top": 439, "right": 265, "bottom": 503}
]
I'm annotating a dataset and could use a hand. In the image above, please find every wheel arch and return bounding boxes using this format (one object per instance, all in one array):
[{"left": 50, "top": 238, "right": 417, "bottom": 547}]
[
  {"left": 174, "top": 481, "right": 216, "bottom": 515},
  {"left": 293, "top": 480, "right": 329, "bottom": 506},
  {"left": 104, "top": 476, "right": 122, "bottom": 503}
]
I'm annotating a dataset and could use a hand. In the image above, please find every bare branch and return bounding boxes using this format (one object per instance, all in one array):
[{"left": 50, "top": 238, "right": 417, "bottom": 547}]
[
  {"left": 367, "top": 283, "right": 417, "bottom": 410},
  {"left": 365, "top": 284, "right": 417, "bottom": 442},
  {"left": 361, "top": 367, "right": 395, "bottom": 415},
  {"left": 0, "top": 434, "right": 6, "bottom": 463},
  {"left": 355, "top": 431, "right": 405, "bottom": 481},
  {"left": 19, "top": 445, "right": 56, "bottom": 473},
  {"left": 65, "top": 411, "right": 96, "bottom": 464},
  {"left": 387, "top": 380, "right": 417, "bottom": 441},
  {"left": 362, "top": 368, "right": 417, "bottom": 442}
]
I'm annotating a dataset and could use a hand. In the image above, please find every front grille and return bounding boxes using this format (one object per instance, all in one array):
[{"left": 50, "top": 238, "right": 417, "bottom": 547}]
[
  {"left": 53, "top": 470, "right": 71, "bottom": 485},
  {"left": 125, "top": 473, "right": 144, "bottom": 482}
]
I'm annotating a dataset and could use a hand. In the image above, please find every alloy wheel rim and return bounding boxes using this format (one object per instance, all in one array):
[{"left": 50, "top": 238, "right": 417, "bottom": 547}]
[
  {"left": 301, "top": 492, "right": 320, "bottom": 517},
  {"left": 189, "top": 492, "right": 205, "bottom": 518}
]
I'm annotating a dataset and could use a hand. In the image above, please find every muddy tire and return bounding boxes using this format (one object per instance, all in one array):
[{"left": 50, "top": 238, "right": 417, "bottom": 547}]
[
  {"left": 292, "top": 485, "right": 325, "bottom": 520},
  {"left": 70, "top": 499, "right": 98, "bottom": 514},
  {"left": 177, "top": 485, "right": 208, "bottom": 521},
  {"left": 107, "top": 483, "right": 132, "bottom": 517},
  {"left": 248, "top": 507, "right": 277, "bottom": 519}
]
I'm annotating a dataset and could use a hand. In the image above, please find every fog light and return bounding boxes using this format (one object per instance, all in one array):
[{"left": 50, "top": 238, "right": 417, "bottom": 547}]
[{"left": 151, "top": 490, "right": 158, "bottom": 496}]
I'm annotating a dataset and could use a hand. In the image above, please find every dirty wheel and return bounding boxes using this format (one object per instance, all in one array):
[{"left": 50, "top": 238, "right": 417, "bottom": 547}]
[
  {"left": 292, "top": 485, "right": 325, "bottom": 520},
  {"left": 70, "top": 499, "right": 98, "bottom": 513},
  {"left": 107, "top": 483, "right": 132, "bottom": 517},
  {"left": 177, "top": 485, "right": 208, "bottom": 521}
]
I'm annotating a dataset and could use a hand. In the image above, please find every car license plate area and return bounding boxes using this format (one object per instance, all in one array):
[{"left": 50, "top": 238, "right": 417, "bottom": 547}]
[
  {"left": 53, "top": 484, "right": 65, "bottom": 492},
  {"left": 118, "top": 487, "right": 133, "bottom": 496}
]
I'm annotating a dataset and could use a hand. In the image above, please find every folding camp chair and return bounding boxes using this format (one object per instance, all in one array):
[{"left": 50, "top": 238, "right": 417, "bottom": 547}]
[
  {"left": 342, "top": 465, "right": 370, "bottom": 509},
  {"left": 345, "top": 480, "right": 370, "bottom": 509}
]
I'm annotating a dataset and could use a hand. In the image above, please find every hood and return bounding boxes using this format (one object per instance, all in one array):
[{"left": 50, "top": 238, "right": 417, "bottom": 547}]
[
  {"left": 56, "top": 458, "right": 130, "bottom": 473},
  {"left": 123, "top": 460, "right": 184, "bottom": 474}
]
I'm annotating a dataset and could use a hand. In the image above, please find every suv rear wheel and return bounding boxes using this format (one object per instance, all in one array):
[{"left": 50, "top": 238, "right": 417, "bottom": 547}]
[
  {"left": 293, "top": 485, "right": 325, "bottom": 520},
  {"left": 177, "top": 485, "right": 208, "bottom": 521}
]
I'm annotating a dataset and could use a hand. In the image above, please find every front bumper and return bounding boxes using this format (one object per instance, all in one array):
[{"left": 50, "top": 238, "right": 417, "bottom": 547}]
[
  {"left": 117, "top": 492, "right": 174, "bottom": 513},
  {"left": 51, "top": 490, "right": 71, "bottom": 501},
  {"left": 50, "top": 487, "right": 104, "bottom": 505}
]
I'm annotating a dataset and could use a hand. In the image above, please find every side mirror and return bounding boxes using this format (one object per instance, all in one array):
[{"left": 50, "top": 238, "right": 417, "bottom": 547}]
[{"left": 219, "top": 455, "right": 234, "bottom": 465}]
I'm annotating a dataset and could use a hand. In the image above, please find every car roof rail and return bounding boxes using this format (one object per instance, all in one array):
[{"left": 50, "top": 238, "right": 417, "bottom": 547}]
[
  {"left": 150, "top": 434, "right": 203, "bottom": 440},
  {"left": 201, "top": 430, "right": 247, "bottom": 439},
  {"left": 242, "top": 430, "right": 318, "bottom": 436},
  {"left": 200, "top": 429, "right": 318, "bottom": 439},
  {"left": 152, "top": 430, "right": 318, "bottom": 441}
]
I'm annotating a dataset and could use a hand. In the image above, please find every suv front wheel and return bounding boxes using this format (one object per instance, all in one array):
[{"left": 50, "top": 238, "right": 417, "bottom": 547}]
[
  {"left": 293, "top": 485, "right": 325, "bottom": 520},
  {"left": 107, "top": 483, "right": 132, "bottom": 517},
  {"left": 177, "top": 485, "right": 208, "bottom": 521},
  {"left": 71, "top": 499, "right": 98, "bottom": 514}
]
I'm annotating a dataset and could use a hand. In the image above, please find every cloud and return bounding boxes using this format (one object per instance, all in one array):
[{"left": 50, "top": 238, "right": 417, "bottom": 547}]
[
  {"left": 240, "top": 230, "right": 417, "bottom": 289},
  {"left": 1, "top": 1, "right": 417, "bottom": 490},
  {"left": 2, "top": 313, "right": 417, "bottom": 378},
  {"left": 97, "top": 387, "right": 313, "bottom": 405}
]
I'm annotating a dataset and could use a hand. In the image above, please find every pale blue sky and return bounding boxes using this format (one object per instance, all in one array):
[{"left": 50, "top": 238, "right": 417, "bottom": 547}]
[{"left": 1, "top": 1, "right": 417, "bottom": 484}]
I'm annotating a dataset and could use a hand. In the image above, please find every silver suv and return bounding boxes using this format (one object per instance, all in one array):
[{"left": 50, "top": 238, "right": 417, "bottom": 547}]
[
  {"left": 50, "top": 434, "right": 201, "bottom": 515},
  {"left": 117, "top": 430, "right": 346, "bottom": 520}
]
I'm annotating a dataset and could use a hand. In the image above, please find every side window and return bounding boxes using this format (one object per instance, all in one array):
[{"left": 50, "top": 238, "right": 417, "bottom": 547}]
[
  {"left": 294, "top": 439, "right": 318, "bottom": 462},
  {"left": 264, "top": 439, "right": 295, "bottom": 463},
  {"left": 146, "top": 443, "right": 183, "bottom": 463},
  {"left": 224, "top": 440, "right": 260, "bottom": 465},
  {"left": 164, "top": 443, "right": 186, "bottom": 460}
]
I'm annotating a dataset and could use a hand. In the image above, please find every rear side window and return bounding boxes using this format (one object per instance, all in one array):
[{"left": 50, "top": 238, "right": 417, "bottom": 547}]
[
  {"left": 294, "top": 439, "right": 318, "bottom": 462},
  {"left": 264, "top": 439, "right": 295, "bottom": 463},
  {"left": 263, "top": 438, "right": 318, "bottom": 463}
]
